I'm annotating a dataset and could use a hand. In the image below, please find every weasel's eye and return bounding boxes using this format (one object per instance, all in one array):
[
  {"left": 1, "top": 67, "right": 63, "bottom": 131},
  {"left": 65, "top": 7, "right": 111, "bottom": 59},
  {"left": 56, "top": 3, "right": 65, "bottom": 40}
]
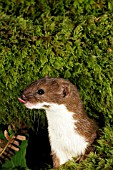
[{"left": 37, "top": 89, "right": 45, "bottom": 95}]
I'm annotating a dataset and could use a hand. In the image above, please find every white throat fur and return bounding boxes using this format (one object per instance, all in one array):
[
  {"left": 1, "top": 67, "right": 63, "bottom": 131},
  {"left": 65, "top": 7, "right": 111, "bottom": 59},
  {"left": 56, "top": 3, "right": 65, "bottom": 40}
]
[{"left": 25, "top": 102, "right": 88, "bottom": 165}]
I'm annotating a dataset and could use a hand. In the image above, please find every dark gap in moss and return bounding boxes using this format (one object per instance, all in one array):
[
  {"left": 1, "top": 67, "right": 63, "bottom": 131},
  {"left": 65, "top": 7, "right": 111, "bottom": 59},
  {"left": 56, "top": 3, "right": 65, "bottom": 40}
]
[{"left": 26, "top": 116, "right": 52, "bottom": 170}]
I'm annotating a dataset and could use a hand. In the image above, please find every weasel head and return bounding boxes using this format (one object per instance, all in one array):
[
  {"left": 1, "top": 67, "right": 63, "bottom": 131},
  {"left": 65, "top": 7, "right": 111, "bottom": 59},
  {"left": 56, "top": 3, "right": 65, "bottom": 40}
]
[{"left": 18, "top": 77, "right": 77, "bottom": 110}]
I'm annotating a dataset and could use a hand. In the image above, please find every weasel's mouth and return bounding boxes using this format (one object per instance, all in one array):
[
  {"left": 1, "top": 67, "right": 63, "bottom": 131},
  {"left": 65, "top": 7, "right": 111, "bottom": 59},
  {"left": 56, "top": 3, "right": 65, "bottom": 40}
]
[
  {"left": 18, "top": 98, "right": 26, "bottom": 104},
  {"left": 18, "top": 98, "right": 34, "bottom": 109}
]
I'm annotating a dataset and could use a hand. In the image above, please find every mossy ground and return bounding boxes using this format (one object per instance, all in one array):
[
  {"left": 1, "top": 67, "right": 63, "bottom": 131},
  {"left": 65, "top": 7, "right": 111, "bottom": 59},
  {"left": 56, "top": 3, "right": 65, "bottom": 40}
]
[{"left": 0, "top": 0, "right": 113, "bottom": 169}]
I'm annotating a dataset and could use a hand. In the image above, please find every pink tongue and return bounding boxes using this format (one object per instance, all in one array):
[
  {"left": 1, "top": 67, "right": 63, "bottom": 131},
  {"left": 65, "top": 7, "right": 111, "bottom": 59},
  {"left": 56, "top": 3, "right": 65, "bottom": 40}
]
[{"left": 18, "top": 98, "right": 26, "bottom": 104}]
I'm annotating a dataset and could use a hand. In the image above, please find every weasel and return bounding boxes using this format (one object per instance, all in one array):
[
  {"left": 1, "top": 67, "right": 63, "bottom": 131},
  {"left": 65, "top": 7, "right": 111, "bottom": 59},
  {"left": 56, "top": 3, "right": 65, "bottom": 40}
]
[{"left": 18, "top": 77, "right": 98, "bottom": 168}]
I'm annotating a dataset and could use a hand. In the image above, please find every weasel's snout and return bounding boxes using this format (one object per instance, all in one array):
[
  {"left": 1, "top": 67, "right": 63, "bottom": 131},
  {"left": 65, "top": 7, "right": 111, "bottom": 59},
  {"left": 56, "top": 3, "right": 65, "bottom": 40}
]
[
  {"left": 18, "top": 95, "right": 27, "bottom": 104},
  {"left": 18, "top": 98, "right": 26, "bottom": 104}
]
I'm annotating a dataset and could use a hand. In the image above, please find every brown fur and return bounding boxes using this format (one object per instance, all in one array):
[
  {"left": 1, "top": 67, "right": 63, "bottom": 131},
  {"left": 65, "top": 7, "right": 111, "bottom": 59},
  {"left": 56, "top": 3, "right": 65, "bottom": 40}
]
[
  {"left": 52, "top": 152, "right": 60, "bottom": 168},
  {"left": 21, "top": 77, "right": 98, "bottom": 167}
]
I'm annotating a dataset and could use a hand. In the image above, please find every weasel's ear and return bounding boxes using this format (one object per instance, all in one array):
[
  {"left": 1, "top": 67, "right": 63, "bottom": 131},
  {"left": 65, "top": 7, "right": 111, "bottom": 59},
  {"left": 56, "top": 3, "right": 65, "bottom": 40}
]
[{"left": 62, "top": 83, "right": 70, "bottom": 97}]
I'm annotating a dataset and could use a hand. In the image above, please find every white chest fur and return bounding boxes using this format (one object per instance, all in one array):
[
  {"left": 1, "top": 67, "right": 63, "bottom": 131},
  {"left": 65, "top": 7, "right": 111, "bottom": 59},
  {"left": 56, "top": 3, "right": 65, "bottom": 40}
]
[
  {"left": 25, "top": 101, "right": 88, "bottom": 165},
  {"left": 45, "top": 104, "right": 88, "bottom": 166}
]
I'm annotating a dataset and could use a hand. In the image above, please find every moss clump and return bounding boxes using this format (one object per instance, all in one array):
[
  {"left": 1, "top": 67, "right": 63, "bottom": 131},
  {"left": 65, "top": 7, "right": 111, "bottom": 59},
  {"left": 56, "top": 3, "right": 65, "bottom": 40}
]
[{"left": 0, "top": 0, "right": 113, "bottom": 169}]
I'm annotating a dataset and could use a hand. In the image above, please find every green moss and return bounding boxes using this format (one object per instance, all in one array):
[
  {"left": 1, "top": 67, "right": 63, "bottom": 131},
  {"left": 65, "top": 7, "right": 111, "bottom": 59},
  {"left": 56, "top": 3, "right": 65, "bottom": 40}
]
[{"left": 0, "top": 0, "right": 113, "bottom": 169}]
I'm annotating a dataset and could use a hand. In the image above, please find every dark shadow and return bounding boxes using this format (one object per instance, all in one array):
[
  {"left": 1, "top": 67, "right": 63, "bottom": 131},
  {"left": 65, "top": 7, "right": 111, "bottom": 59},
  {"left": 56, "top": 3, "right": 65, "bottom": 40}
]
[{"left": 26, "top": 119, "right": 52, "bottom": 170}]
